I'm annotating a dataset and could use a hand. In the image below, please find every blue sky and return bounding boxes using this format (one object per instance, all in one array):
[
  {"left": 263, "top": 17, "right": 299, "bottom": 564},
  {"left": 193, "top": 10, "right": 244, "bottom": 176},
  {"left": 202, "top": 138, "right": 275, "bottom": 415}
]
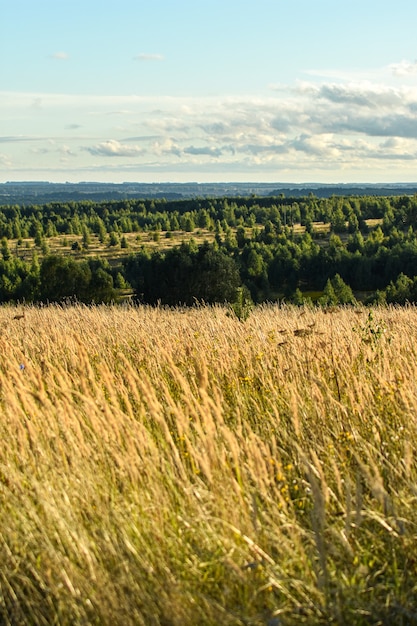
[{"left": 2, "top": 0, "right": 417, "bottom": 183}]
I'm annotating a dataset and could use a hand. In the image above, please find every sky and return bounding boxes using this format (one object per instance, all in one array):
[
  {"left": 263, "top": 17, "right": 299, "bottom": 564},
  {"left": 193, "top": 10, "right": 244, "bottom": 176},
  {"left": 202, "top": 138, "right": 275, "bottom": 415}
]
[{"left": 2, "top": 0, "right": 417, "bottom": 184}]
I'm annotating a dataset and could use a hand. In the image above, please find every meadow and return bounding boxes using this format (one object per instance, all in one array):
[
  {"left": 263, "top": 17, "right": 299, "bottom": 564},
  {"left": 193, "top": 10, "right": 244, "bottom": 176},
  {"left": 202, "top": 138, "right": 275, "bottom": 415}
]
[{"left": 1, "top": 303, "right": 416, "bottom": 625}]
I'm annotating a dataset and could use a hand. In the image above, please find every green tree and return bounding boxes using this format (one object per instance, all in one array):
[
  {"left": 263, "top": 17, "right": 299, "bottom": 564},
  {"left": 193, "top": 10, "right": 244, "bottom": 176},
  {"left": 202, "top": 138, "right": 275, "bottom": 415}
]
[
  {"left": 97, "top": 219, "right": 107, "bottom": 244},
  {"left": 181, "top": 213, "right": 195, "bottom": 232},
  {"left": 193, "top": 244, "right": 240, "bottom": 303},
  {"left": 34, "top": 226, "right": 44, "bottom": 248},
  {"left": 109, "top": 231, "right": 119, "bottom": 247},
  {"left": 89, "top": 267, "right": 115, "bottom": 303},
  {"left": 128, "top": 242, "right": 240, "bottom": 305},
  {"left": 21, "top": 255, "right": 41, "bottom": 301},
  {"left": 82, "top": 226, "right": 91, "bottom": 249},
  {"left": 319, "top": 279, "right": 338, "bottom": 306},
  {"left": 319, "top": 274, "right": 356, "bottom": 305},
  {"left": 384, "top": 273, "right": 414, "bottom": 304},
  {"left": 115, "top": 272, "right": 128, "bottom": 289},
  {"left": 292, "top": 287, "right": 305, "bottom": 306},
  {"left": 1, "top": 238, "right": 11, "bottom": 261},
  {"left": 170, "top": 215, "right": 180, "bottom": 231},
  {"left": 365, "top": 226, "right": 385, "bottom": 255},
  {"left": 39, "top": 256, "right": 92, "bottom": 302},
  {"left": 197, "top": 209, "right": 211, "bottom": 229},
  {"left": 246, "top": 249, "right": 264, "bottom": 278},
  {"left": 331, "top": 206, "right": 347, "bottom": 233},
  {"left": 331, "top": 273, "right": 356, "bottom": 304}
]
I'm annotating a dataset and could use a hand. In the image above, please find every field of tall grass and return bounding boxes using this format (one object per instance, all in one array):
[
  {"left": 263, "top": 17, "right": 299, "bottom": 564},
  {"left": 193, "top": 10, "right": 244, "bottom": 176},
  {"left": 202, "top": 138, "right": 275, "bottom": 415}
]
[{"left": 1, "top": 303, "right": 417, "bottom": 625}]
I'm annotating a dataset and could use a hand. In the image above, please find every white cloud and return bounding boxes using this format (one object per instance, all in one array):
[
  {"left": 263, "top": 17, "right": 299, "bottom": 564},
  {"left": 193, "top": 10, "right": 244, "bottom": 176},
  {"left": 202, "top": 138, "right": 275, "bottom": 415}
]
[
  {"left": 74, "top": 86, "right": 417, "bottom": 175},
  {"left": 314, "top": 82, "right": 403, "bottom": 108},
  {"left": 60, "top": 144, "right": 75, "bottom": 156},
  {"left": 85, "top": 139, "right": 143, "bottom": 157},
  {"left": 303, "top": 60, "right": 417, "bottom": 85},
  {"left": 389, "top": 60, "right": 417, "bottom": 76},
  {"left": 0, "top": 153, "right": 12, "bottom": 168},
  {"left": 50, "top": 52, "right": 69, "bottom": 60},
  {"left": 184, "top": 145, "right": 223, "bottom": 157},
  {"left": 151, "top": 137, "right": 181, "bottom": 157},
  {"left": 3, "top": 78, "right": 417, "bottom": 182}
]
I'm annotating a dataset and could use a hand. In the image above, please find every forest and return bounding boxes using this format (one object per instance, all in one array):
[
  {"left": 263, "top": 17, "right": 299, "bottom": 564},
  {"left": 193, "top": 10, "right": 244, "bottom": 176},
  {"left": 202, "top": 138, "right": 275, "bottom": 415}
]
[{"left": 0, "top": 193, "right": 417, "bottom": 306}]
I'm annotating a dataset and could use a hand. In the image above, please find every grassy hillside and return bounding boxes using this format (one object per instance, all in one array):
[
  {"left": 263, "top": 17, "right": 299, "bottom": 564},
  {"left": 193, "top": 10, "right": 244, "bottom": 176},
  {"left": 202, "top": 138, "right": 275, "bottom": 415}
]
[{"left": 1, "top": 304, "right": 416, "bottom": 625}]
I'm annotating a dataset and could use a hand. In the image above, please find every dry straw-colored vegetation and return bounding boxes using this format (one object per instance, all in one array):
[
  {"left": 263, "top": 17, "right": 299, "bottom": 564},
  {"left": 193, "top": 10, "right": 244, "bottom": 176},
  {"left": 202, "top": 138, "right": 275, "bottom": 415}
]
[{"left": 1, "top": 303, "right": 417, "bottom": 625}]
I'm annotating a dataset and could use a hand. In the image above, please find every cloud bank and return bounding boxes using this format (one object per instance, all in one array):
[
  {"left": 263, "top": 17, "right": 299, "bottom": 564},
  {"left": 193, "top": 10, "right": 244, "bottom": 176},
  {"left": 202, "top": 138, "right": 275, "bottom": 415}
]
[
  {"left": 86, "top": 140, "right": 143, "bottom": 157},
  {"left": 389, "top": 60, "right": 417, "bottom": 76},
  {"left": 2, "top": 62, "right": 417, "bottom": 182}
]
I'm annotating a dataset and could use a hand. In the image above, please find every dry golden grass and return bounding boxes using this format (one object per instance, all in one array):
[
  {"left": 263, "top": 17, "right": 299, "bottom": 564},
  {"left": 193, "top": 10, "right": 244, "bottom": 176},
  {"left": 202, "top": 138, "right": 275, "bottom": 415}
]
[{"left": 0, "top": 303, "right": 417, "bottom": 625}]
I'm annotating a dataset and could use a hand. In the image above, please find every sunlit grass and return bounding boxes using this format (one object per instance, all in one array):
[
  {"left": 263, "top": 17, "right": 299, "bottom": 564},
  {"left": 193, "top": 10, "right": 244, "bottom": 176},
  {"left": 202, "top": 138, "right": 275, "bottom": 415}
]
[{"left": 0, "top": 303, "right": 416, "bottom": 625}]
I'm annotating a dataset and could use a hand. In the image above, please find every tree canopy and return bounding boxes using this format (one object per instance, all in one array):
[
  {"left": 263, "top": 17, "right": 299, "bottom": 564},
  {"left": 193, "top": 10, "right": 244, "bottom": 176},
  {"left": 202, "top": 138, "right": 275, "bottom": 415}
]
[{"left": 1, "top": 192, "right": 417, "bottom": 305}]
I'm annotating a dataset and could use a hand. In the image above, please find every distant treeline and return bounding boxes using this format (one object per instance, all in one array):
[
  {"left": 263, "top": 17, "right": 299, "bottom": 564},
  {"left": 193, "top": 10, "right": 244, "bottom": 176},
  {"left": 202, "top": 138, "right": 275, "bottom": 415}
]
[
  {"left": 0, "top": 193, "right": 415, "bottom": 238},
  {"left": 3, "top": 181, "right": 417, "bottom": 205},
  {"left": 1, "top": 193, "right": 417, "bottom": 305}
]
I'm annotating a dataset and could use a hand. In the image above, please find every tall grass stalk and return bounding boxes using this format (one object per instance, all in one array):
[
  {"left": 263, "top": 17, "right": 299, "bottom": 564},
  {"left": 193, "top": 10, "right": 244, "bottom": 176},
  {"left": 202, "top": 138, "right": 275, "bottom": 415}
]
[{"left": 0, "top": 303, "right": 416, "bottom": 624}]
